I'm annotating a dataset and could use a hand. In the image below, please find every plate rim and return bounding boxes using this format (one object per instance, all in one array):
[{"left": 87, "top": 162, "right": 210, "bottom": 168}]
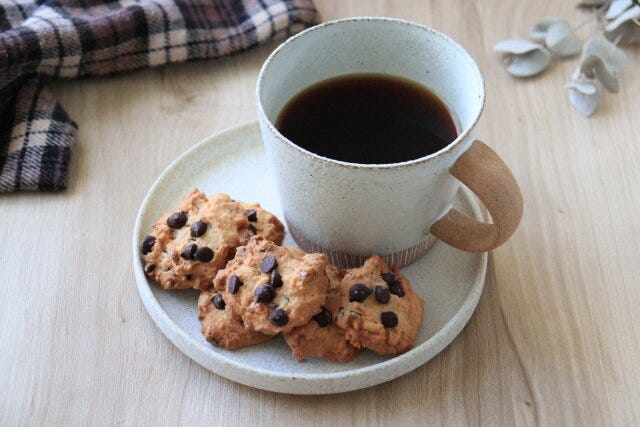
[{"left": 132, "top": 121, "right": 488, "bottom": 393}]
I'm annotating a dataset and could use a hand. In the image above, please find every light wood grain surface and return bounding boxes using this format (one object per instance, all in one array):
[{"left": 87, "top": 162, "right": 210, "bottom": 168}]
[{"left": 2, "top": 0, "right": 639, "bottom": 425}]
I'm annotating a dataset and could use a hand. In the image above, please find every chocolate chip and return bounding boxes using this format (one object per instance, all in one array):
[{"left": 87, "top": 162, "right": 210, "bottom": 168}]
[
  {"left": 260, "top": 256, "right": 278, "bottom": 273},
  {"left": 190, "top": 220, "right": 207, "bottom": 237},
  {"left": 312, "top": 306, "right": 332, "bottom": 327},
  {"left": 226, "top": 248, "right": 237, "bottom": 261},
  {"left": 381, "top": 311, "right": 398, "bottom": 328},
  {"left": 381, "top": 272, "right": 397, "bottom": 285},
  {"left": 228, "top": 275, "right": 243, "bottom": 294},
  {"left": 349, "top": 284, "right": 372, "bottom": 302},
  {"left": 270, "top": 270, "right": 283, "bottom": 288},
  {"left": 213, "top": 294, "right": 225, "bottom": 310},
  {"left": 247, "top": 209, "right": 258, "bottom": 222},
  {"left": 144, "top": 263, "right": 156, "bottom": 273},
  {"left": 269, "top": 308, "right": 289, "bottom": 327},
  {"left": 185, "top": 274, "right": 193, "bottom": 280},
  {"left": 167, "top": 211, "right": 188, "bottom": 228},
  {"left": 181, "top": 243, "right": 197, "bottom": 260},
  {"left": 140, "top": 235, "right": 156, "bottom": 255},
  {"left": 247, "top": 224, "right": 257, "bottom": 234},
  {"left": 195, "top": 246, "right": 214, "bottom": 262},
  {"left": 254, "top": 285, "right": 275, "bottom": 303},
  {"left": 375, "top": 286, "right": 390, "bottom": 304},
  {"left": 389, "top": 283, "right": 405, "bottom": 297}
]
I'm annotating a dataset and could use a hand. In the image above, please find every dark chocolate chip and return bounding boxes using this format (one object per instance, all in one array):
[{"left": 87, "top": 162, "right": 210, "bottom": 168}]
[
  {"left": 381, "top": 311, "right": 398, "bottom": 328},
  {"left": 389, "top": 283, "right": 405, "bottom": 297},
  {"left": 185, "top": 274, "right": 193, "bottom": 280},
  {"left": 381, "top": 272, "right": 397, "bottom": 285},
  {"left": 167, "top": 211, "right": 188, "bottom": 229},
  {"left": 195, "top": 246, "right": 214, "bottom": 262},
  {"left": 247, "top": 209, "right": 258, "bottom": 222},
  {"left": 144, "top": 263, "right": 156, "bottom": 273},
  {"left": 141, "top": 235, "right": 156, "bottom": 255},
  {"left": 349, "top": 284, "right": 372, "bottom": 302},
  {"left": 312, "top": 306, "right": 332, "bottom": 327},
  {"left": 260, "top": 256, "right": 278, "bottom": 273},
  {"left": 213, "top": 294, "right": 225, "bottom": 310},
  {"left": 190, "top": 220, "right": 207, "bottom": 237},
  {"left": 247, "top": 224, "right": 257, "bottom": 234},
  {"left": 181, "top": 243, "right": 197, "bottom": 260},
  {"left": 269, "top": 308, "right": 289, "bottom": 327},
  {"left": 228, "top": 275, "right": 243, "bottom": 294},
  {"left": 270, "top": 270, "right": 283, "bottom": 288},
  {"left": 375, "top": 286, "right": 391, "bottom": 304},
  {"left": 254, "top": 285, "right": 275, "bottom": 303}
]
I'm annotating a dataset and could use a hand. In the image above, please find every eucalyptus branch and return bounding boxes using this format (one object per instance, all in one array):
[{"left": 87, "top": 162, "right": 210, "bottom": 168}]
[{"left": 494, "top": 0, "right": 637, "bottom": 116}]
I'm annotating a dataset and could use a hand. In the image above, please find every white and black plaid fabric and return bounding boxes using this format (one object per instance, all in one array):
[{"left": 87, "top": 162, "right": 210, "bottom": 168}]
[{"left": 0, "top": 0, "right": 318, "bottom": 191}]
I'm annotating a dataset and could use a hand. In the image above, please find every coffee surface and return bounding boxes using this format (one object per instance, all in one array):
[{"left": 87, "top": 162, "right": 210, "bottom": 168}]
[{"left": 275, "top": 73, "right": 458, "bottom": 164}]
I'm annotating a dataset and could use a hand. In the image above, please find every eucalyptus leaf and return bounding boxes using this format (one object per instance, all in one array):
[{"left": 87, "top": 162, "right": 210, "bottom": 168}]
[
  {"left": 583, "top": 35, "right": 628, "bottom": 71},
  {"left": 566, "top": 80, "right": 598, "bottom": 95},
  {"left": 605, "top": 20, "right": 640, "bottom": 45},
  {"left": 506, "top": 48, "right": 552, "bottom": 77},
  {"left": 546, "top": 20, "right": 582, "bottom": 56},
  {"left": 572, "top": 66, "right": 582, "bottom": 81},
  {"left": 568, "top": 85, "right": 601, "bottom": 116},
  {"left": 605, "top": 4, "right": 640, "bottom": 31},
  {"left": 531, "top": 18, "right": 564, "bottom": 40},
  {"left": 580, "top": 55, "right": 619, "bottom": 92},
  {"left": 577, "top": 0, "right": 607, "bottom": 7},
  {"left": 494, "top": 39, "right": 543, "bottom": 54},
  {"left": 605, "top": 0, "right": 633, "bottom": 20}
]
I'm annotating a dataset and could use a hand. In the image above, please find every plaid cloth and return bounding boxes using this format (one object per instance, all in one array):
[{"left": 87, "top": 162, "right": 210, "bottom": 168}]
[{"left": 0, "top": 0, "right": 318, "bottom": 192}]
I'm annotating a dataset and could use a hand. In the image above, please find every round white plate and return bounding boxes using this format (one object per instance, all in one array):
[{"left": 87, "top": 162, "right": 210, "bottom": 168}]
[{"left": 132, "top": 121, "right": 488, "bottom": 394}]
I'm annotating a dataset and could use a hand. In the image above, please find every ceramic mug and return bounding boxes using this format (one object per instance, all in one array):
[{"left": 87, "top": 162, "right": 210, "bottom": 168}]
[{"left": 257, "top": 17, "right": 523, "bottom": 268}]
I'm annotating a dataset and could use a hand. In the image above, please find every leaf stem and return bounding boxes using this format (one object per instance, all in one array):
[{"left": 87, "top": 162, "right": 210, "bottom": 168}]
[
  {"left": 612, "top": 32, "right": 624, "bottom": 44},
  {"left": 572, "top": 16, "right": 598, "bottom": 31}
]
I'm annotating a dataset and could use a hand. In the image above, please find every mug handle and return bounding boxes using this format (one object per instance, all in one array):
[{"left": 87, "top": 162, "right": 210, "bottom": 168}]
[{"left": 430, "top": 140, "right": 523, "bottom": 252}]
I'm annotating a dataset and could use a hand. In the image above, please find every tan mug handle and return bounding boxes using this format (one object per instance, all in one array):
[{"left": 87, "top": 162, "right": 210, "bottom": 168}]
[{"left": 430, "top": 140, "right": 523, "bottom": 252}]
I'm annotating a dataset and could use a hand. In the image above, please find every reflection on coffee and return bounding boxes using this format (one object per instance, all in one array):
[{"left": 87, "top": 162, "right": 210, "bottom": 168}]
[{"left": 275, "top": 73, "right": 458, "bottom": 164}]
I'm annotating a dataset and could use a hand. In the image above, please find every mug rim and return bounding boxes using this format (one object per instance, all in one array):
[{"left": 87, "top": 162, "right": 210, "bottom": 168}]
[{"left": 256, "top": 16, "right": 486, "bottom": 170}]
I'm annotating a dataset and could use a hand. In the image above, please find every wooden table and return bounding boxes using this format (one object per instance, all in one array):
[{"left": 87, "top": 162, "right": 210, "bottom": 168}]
[{"left": 2, "top": 0, "right": 639, "bottom": 424}]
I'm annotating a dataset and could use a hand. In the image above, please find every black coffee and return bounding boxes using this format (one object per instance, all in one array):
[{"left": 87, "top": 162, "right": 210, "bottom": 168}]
[{"left": 275, "top": 73, "right": 457, "bottom": 164}]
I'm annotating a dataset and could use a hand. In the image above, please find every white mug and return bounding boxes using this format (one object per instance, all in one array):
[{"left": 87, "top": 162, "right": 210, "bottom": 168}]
[{"left": 257, "top": 17, "right": 522, "bottom": 268}]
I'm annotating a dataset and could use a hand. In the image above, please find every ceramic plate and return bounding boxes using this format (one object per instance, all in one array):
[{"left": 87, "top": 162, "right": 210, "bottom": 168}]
[{"left": 132, "top": 121, "right": 488, "bottom": 394}]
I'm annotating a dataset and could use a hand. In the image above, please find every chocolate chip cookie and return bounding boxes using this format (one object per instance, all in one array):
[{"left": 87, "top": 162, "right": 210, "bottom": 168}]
[
  {"left": 140, "top": 189, "right": 285, "bottom": 290},
  {"left": 335, "top": 255, "right": 424, "bottom": 355},
  {"left": 213, "top": 236, "right": 329, "bottom": 335},
  {"left": 198, "top": 289, "right": 273, "bottom": 350},
  {"left": 284, "top": 265, "right": 360, "bottom": 362}
]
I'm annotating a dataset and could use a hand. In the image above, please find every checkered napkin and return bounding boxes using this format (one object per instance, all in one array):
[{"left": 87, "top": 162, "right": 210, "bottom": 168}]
[{"left": 0, "top": 0, "right": 318, "bottom": 192}]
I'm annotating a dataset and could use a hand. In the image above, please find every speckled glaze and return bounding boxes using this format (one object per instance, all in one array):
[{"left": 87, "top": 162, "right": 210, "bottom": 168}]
[
  {"left": 132, "top": 122, "right": 488, "bottom": 394},
  {"left": 257, "top": 18, "right": 485, "bottom": 267}
]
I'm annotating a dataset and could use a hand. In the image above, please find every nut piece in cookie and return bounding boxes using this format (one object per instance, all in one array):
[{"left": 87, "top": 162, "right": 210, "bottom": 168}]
[
  {"left": 213, "top": 236, "right": 329, "bottom": 335},
  {"left": 284, "top": 265, "right": 361, "bottom": 362},
  {"left": 140, "top": 189, "right": 285, "bottom": 291},
  {"left": 198, "top": 289, "right": 272, "bottom": 350},
  {"left": 335, "top": 255, "right": 424, "bottom": 355}
]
